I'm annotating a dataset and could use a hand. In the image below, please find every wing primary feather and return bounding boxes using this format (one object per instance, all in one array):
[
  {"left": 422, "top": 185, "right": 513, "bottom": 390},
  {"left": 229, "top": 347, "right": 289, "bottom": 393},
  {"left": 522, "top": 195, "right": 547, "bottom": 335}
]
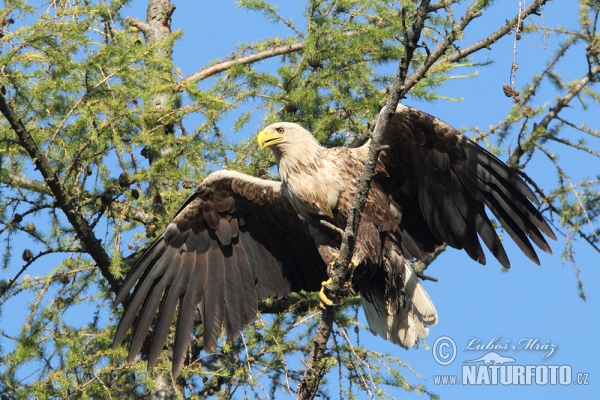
[
  {"left": 222, "top": 243, "right": 245, "bottom": 340},
  {"left": 113, "top": 244, "right": 176, "bottom": 348},
  {"left": 128, "top": 254, "right": 183, "bottom": 362},
  {"left": 259, "top": 230, "right": 295, "bottom": 295},
  {"left": 260, "top": 231, "right": 288, "bottom": 298},
  {"left": 233, "top": 241, "right": 258, "bottom": 325},
  {"left": 239, "top": 229, "right": 270, "bottom": 300},
  {"left": 113, "top": 239, "right": 167, "bottom": 307},
  {"left": 460, "top": 163, "right": 550, "bottom": 262},
  {"left": 148, "top": 252, "right": 193, "bottom": 370},
  {"left": 418, "top": 168, "right": 459, "bottom": 248},
  {"left": 472, "top": 209, "right": 508, "bottom": 267},
  {"left": 249, "top": 226, "right": 284, "bottom": 299},
  {"left": 468, "top": 141, "right": 540, "bottom": 205},
  {"left": 425, "top": 165, "right": 485, "bottom": 262},
  {"left": 477, "top": 163, "right": 556, "bottom": 242},
  {"left": 172, "top": 251, "right": 208, "bottom": 377},
  {"left": 484, "top": 193, "right": 542, "bottom": 265},
  {"left": 203, "top": 241, "right": 226, "bottom": 351}
]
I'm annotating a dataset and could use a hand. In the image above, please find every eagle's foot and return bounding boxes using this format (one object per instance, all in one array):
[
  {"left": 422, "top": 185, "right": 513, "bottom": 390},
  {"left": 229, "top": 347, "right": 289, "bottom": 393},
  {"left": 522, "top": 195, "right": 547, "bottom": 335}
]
[
  {"left": 319, "top": 278, "right": 339, "bottom": 307},
  {"left": 319, "top": 256, "right": 360, "bottom": 308}
]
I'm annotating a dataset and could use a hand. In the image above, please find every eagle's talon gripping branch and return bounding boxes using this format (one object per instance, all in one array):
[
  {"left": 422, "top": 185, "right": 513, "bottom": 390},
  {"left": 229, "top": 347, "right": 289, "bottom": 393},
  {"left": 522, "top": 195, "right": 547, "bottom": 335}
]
[
  {"left": 318, "top": 254, "right": 360, "bottom": 308},
  {"left": 319, "top": 278, "right": 338, "bottom": 308}
]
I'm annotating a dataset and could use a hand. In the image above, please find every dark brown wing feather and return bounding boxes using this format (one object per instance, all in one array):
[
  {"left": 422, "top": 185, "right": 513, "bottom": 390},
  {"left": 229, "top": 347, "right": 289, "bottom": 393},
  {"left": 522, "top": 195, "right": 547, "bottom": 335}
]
[
  {"left": 379, "top": 105, "right": 556, "bottom": 268},
  {"left": 112, "top": 171, "right": 327, "bottom": 377}
]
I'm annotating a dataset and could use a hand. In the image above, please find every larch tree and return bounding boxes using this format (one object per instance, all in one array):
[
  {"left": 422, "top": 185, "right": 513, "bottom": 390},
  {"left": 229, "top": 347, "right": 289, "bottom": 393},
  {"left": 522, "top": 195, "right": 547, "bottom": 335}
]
[{"left": 0, "top": 0, "right": 598, "bottom": 399}]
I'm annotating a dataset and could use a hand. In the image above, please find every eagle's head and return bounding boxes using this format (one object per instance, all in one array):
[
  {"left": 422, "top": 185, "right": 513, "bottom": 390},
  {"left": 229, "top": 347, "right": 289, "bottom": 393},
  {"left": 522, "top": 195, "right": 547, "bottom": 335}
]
[
  {"left": 257, "top": 122, "right": 318, "bottom": 150},
  {"left": 257, "top": 122, "right": 321, "bottom": 172}
]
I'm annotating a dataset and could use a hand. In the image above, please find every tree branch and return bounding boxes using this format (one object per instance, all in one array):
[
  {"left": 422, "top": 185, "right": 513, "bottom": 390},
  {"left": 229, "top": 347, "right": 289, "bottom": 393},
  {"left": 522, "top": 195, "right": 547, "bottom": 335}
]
[
  {"left": 0, "top": 174, "right": 157, "bottom": 229},
  {"left": 436, "top": 0, "right": 548, "bottom": 67},
  {"left": 0, "top": 173, "right": 52, "bottom": 195},
  {"left": 180, "top": 30, "right": 366, "bottom": 87},
  {"left": 125, "top": 16, "right": 150, "bottom": 33},
  {"left": 180, "top": 42, "right": 305, "bottom": 85},
  {"left": 508, "top": 63, "right": 600, "bottom": 167},
  {"left": 429, "top": 0, "right": 459, "bottom": 13},
  {"left": 402, "top": 0, "right": 547, "bottom": 97},
  {"left": 296, "top": 1, "right": 432, "bottom": 398},
  {"left": 0, "top": 92, "right": 119, "bottom": 293}
]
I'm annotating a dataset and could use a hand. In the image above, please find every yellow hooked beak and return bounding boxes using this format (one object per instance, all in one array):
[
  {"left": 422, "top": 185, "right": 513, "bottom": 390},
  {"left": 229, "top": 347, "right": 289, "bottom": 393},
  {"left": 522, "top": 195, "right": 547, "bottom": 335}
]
[{"left": 257, "top": 129, "right": 284, "bottom": 149}]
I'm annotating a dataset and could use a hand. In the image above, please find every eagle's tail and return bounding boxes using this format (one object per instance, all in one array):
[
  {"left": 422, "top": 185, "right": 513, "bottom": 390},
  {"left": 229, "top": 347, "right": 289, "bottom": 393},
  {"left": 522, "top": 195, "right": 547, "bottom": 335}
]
[{"left": 360, "top": 255, "right": 437, "bottom": 349}]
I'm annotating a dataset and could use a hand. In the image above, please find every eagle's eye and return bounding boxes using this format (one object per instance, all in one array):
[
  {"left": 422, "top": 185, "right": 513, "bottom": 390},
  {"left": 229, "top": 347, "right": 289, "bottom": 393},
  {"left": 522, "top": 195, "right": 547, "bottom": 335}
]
[{"left": 275, "top": 127, "right": 284, "bottom": 134}]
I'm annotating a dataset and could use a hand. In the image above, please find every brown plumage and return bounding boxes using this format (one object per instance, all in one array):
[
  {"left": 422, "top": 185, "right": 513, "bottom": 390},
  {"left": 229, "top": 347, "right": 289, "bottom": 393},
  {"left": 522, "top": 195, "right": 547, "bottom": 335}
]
[{"left": 112, "top": 104, "right": 556, "bottom": 377}]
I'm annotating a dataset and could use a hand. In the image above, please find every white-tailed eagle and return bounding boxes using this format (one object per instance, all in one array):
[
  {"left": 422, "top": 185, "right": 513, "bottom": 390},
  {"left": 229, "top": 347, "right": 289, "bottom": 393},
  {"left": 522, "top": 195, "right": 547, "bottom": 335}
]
[{"left": 112, "top": 104, "right": 555, "bottom": 377}]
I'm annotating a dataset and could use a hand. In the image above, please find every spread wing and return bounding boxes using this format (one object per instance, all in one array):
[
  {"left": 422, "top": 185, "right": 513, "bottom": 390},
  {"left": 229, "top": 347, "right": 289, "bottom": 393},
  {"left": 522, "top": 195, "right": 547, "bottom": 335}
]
[
  {"left": 378, "top": 104, "right": 556, "bottom": 267},
  {"left": 112, "top": 170, "right": 327, "bottom": 377}
]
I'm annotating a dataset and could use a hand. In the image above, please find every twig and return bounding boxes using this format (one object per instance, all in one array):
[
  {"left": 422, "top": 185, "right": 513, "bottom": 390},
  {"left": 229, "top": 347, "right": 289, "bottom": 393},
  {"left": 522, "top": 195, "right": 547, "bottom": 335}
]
[
  {"left": 339, "top": 327, "right": 376, "bottom": 398},
  {"left": 319, "top": 220, "right": 344, "bottom": 235},
  {"left": 508, "top": 63, "right": 600, "bottom": 167},
  {"left": 428, "top": 0, "right": 459, "bottom": 13}
]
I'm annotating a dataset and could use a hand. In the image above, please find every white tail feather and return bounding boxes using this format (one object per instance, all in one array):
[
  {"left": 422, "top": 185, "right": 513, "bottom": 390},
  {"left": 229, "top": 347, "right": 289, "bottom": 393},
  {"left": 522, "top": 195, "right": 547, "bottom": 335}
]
[
  {"left": 403, "top": 263, "right": 438, "bottom": 325},
  {"left": 362, "top": 263, "right": 437, "bottom": 349}
]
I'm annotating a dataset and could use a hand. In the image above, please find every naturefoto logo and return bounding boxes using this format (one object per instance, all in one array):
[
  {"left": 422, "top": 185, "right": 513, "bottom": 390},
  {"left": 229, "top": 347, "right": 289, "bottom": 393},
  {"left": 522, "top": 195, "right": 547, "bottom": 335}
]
[
  {"left": 464, "top": 351, "right": 515, "bottom": 365},
  {"left": 431, "top": 336, "right": 590, "bottom": 386}
]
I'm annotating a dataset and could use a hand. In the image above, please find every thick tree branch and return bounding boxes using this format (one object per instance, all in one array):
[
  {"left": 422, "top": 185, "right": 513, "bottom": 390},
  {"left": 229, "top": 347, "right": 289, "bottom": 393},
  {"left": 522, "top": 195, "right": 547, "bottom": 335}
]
[
  {"left": 0, "top": 92, "right": 119, "bottom": 293},
  {"left": 296, "top": 1, "right": 432, "bottom": 398},
  {"left": 139, "top": 0, "right": 176, "bottom": 217}
]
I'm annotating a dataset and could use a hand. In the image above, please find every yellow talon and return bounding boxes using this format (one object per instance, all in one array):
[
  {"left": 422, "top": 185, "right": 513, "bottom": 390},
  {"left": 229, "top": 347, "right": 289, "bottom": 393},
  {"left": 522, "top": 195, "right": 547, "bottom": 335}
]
[
  {"left": 319, "top": 256, "right": 361, "bottom": 307},
  {"left": 329, "top": 252, "right": 339, "bottom": 266},
  {"left": 319, "top": 278, "right": 336, "bottom": 307},
  {"left": 346, "top": 258, "right": 360, "bottom": 285}
]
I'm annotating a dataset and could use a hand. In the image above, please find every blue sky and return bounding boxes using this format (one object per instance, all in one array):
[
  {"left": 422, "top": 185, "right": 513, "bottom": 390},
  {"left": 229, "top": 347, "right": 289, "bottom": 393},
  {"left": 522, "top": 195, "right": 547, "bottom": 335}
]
[{"left": 2, "top": 1, "right": 598, "bottom": 399}]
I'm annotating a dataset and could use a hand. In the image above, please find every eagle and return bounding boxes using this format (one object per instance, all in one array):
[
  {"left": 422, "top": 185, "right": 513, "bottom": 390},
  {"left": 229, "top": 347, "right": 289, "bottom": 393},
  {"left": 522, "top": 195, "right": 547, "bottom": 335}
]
[{"left": 112, "top": 104, "right": 555, "bottom": 377}]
